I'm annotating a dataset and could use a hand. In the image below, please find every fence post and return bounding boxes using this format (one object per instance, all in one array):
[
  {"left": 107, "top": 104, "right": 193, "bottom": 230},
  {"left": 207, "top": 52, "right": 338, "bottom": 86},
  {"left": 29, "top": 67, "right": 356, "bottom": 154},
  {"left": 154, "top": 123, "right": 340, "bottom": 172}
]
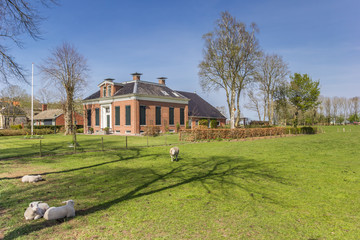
[
  {"left": 39, "top": 140, "right": 42, "bottom": 157},
  {"left": 126, "top": 136, "right": 128, "bottom": 149},
  {"left": 179, "top": 131, "right": 182, "bottom": 141},
  {"left": 101, "top": 137, "right": 104, "bottom": 151}
]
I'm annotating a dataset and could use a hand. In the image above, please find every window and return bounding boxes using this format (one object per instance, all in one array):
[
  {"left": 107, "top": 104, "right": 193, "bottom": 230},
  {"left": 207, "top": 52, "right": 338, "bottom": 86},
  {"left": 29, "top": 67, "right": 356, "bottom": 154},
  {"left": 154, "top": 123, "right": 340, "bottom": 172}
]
[
  {"left": 115, "top": 106, "right": 120, "bottom": 125},
  {"left": 103, "top": 86, "right": 106, "bottom": 97},
  {"left": 156, "top": 106, "right": 161, "bottom": 125},
  {"left": 217, "top": 121, "right": 220, "bottom": 126},
  {"left": 95, "top": 108, "right": 100, "bottom": 126},
  {"left": 161, "top": 90, "right": 169, "bottom": 96},
  {"left": 169, "top": 107, "right": 174, "bottom": 125},
  {"left": 87, "top": 109, "right": 91, "bottom": 126},
  {"left": 180, "top": 108, "right": 184, "bottom": 125},
  {"left": 107, "top": 85, "right": 111, "bottom": 96},
  {"left": 140, "top": 106, "right": 146, "bottom": 125},
  {"left": 125, "top": 105, "right": 131, "bottom": 125},
  {"left": 195, "top": 120, "right": 199, "bottom": 126},
  {"left": 172, "top": 92, "right": 179, "bottom": 97}
]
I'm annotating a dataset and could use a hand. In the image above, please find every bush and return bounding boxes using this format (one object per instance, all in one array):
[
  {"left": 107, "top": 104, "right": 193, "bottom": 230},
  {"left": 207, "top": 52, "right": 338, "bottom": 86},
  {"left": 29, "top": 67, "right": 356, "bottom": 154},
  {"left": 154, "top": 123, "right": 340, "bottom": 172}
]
[
  {"left": 0, "top": 128, "right": 53, "bottom": 136},
  {"left": 210, "top": 119, "right": 217, "bottom": 129},
  {"left": 285, "top": 126, "right": 318, "bottom": 134},
  {"left": 10, "top": 124, "right": 22, "bottom": 130},
  {"left": 144, "top": 125, "right": 160, "bottom": 136},
  {"left": 199, "top": 119, "right": 208, "bottom": 127},
  {"left": 77, "top": 128, "right": 84, "bottom": 133},
  {"left": 180, "top": 127, "right": 286, "bottom": 141}
]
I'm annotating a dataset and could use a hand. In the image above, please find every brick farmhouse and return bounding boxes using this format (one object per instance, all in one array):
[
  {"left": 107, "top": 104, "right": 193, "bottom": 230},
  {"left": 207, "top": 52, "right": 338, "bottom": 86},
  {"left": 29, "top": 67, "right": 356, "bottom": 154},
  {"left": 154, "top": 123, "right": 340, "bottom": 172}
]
[{"left": 82, "top": 73, "right": 226, "bottom": 134}]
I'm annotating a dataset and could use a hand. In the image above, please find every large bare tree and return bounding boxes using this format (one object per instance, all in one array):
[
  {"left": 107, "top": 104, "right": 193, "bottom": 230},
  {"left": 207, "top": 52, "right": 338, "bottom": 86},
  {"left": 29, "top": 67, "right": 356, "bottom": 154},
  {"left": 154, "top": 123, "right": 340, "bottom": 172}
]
[
  {"left": 0, "top": 0, "right": 55, "bottom": 84},
  {"left": 40, "top": 42, "right": 88, "bottom": 135},
  {"left": 255, "top": 54, "right": 289, "bottom": 125},
  {"left": 199, "top": 11, "right": 261, "bottom": 128}
]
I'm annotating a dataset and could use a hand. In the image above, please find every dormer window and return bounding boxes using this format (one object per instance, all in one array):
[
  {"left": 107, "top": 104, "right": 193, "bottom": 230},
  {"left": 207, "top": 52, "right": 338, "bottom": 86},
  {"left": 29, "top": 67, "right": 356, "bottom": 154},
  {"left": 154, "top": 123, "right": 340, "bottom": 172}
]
[
  {"left": 103, "top": 86, "right": 106, "bottom": 97},
  {"left": 108, "top": 85, "right": 112, "bottom": 97}
]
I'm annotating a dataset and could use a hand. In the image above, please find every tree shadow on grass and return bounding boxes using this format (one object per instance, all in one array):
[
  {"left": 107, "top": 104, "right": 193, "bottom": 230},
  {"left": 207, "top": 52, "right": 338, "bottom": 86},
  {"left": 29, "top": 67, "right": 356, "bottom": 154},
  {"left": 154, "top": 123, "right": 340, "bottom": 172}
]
[
  {"left": 4, "top": 155, "right": 291, "bottom": 240},
  {"left": 0, "top": 148, "right": 153, "bottom": 181}
]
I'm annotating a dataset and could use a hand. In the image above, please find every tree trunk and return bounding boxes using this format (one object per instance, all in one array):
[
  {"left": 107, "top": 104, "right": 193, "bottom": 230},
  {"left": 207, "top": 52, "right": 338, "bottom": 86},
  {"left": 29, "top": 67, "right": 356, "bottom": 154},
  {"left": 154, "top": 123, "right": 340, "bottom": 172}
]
[
  {"left": 230, "top": 88, "right": 236, "bottom": 129},
  {"left": 64, "top": 92, "right": 73, "bottom": 135}
]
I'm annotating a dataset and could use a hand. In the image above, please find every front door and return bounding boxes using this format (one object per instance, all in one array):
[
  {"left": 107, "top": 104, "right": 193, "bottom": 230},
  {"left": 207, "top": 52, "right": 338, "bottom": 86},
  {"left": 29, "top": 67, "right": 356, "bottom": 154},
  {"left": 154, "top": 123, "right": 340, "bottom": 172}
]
[{"left": 107, "top": 115, "right": 110, "bottom": 128}]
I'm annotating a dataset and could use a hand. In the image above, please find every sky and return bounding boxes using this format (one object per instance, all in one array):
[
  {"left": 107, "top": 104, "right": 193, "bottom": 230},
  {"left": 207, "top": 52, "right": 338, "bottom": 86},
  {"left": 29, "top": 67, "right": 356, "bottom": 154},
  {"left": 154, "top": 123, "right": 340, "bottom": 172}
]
[{"left": 3, "top": 0, "right": 360, "bottom": 119}]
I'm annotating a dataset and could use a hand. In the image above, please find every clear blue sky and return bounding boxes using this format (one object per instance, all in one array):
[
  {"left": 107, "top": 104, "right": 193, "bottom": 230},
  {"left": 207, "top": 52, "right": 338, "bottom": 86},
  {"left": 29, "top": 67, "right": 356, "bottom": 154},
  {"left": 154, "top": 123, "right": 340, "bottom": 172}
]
[{"left": 6, "top": 0, "right": 360, "bottom": 119}]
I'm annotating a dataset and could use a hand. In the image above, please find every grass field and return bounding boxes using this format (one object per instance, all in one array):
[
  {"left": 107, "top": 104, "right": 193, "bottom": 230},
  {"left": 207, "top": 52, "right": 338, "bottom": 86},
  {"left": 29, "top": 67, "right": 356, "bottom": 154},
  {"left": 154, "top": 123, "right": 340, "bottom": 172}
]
[{"left": 1, "top": 126, "right": 360, "bottom": 239}]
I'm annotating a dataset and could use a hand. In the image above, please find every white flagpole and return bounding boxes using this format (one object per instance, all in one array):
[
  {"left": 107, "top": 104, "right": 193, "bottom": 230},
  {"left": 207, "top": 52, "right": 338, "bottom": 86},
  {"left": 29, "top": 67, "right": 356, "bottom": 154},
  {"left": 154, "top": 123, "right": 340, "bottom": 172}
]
[{"left": 31, "top": 63, "right": 34, "bottom": 136}]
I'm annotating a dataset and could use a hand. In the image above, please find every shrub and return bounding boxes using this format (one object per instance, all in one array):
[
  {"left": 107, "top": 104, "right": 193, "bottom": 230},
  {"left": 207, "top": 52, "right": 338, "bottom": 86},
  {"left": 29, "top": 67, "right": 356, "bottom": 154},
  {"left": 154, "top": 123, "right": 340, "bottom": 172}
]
[
  {"left": 77, "top": 128, "right": 84, "bottom": 133},
  {"left": 176, "top": 123, "right": 181, "bottom": 132},
  {"left": 10, "top": 124, "right": 22, "bottom": 130},
  {"left": 0, "top": 128, "right": 53, "bottom": 136},
  {"left": 88, "top": 127, "right": 94, "bottom": 133},
  {"left": 199, "top": 119, "right": 208, "bottom": 127},
  {"left": 180, "top": 127, "right": 287, "bottom": 141},
  {"left": 210, "top": 119, "right": 217, "bottom": 129},
  {"left": 144, "top": 125, "right": 160, "bottom": 136}
]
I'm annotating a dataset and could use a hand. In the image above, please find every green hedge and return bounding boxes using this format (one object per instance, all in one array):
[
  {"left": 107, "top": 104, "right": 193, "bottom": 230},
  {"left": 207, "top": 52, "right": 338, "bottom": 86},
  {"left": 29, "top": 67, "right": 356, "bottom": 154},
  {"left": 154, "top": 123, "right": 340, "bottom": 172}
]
[
  {"left": 0, "top": 128, "right": 54, "bottom": 136},
  {"left": 285, "top": 126, "right": 318, "bottom": 134}
]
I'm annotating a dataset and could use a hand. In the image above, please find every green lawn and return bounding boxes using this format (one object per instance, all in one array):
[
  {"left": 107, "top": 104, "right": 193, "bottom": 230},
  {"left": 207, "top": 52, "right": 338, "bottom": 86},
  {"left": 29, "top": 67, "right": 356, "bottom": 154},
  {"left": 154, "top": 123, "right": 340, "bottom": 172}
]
[
  {"left": 1, "top": 126, "right": 360, "bottom": 239},
  {"left": 0, "top": 133, "right": 180, "bottom": 160}
]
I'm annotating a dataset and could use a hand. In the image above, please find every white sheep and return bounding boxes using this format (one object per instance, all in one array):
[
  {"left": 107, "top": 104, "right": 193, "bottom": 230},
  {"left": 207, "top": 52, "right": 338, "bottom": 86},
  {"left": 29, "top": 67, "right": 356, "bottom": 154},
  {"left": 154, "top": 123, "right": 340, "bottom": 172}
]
[
  {"left": 170, "top": 147, "right": 179, "bottom": 162},
  {"left": 44, "top": 200, "right": 75, "bottom": 220},
  {"left": 24, "top": 201, "right": 50, "bottom": 220},
  {"left": 21, "top": 175, "right": 43, "bottom": 183}
]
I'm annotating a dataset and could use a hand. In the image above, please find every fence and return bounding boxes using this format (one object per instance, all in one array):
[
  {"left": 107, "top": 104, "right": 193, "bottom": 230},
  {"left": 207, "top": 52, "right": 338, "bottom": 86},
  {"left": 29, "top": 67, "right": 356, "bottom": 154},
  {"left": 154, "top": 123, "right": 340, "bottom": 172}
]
[{"left": 0, "top": 134, "right": 181, "bottom": 160}]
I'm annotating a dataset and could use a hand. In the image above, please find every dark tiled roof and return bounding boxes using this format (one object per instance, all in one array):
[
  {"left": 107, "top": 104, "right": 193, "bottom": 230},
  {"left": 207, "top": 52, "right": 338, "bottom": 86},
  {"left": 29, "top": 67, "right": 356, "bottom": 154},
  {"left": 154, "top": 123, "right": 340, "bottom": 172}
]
[
  {"left": 176, "top": 91, "right": 226, "bottom": 119},
  {"left": 114, "top": 82, "right": 134, "bottom": 96},
  {"left": 136, "top": 82, "right": 186, "bottom": 99},
  {"left": 83, "top": 81, "right": 187, "bottom": 100},
  {"left": 84, "top": 90, "right": 100, "bottom": 100}
]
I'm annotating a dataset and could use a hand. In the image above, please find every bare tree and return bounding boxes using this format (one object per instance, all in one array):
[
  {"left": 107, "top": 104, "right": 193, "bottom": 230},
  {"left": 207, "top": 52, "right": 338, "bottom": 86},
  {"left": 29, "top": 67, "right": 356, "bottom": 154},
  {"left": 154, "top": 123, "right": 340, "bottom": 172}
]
[
  {"left": 199, "top": 11, "right": 261, "bottom": 129},
  {"left": 36, "top": 87, "right": 56, "bottom": 104},
  {"left": 245, "top": 90, "right": 263, "bottom": 121},
  {"left": 0, "top": 0, "right": 56, "bottom": 84},
  {"left": 40, "top": 42, "right": 89, "bottom": 135},
  {"left": 255, "top": 54, "right": 289, "bottom": 125},
  {"left": 350, "top": 97, "right": 359, "bottom": 116},
  {"left": 331, "top": 96, "right": 340, "bottom": 124},
  {"left": 323, "top": 97, "right": 331, "bottom": 125}
]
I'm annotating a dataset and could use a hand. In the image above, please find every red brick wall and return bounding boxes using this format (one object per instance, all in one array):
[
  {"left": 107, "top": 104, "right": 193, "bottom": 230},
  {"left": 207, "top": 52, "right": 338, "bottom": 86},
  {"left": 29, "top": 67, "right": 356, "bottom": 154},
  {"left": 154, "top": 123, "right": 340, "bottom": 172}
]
[
  {"left": 83, "top": 99, "right": 188, "bottom": 134},
  {"left": 55, "top": 112, "right": 83, "bottom": 126}
]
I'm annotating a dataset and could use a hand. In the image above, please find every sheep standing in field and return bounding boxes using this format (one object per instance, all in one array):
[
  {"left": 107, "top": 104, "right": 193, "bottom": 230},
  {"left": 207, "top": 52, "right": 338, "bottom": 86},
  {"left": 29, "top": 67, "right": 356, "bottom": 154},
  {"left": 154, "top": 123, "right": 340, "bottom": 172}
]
[
  {"left": 24, "top": 201, "right": 50, "bottom": 220},
  {"left": 170, "top": 147, "right": 179, "bottom": 162},
  {"left": 21, "top": 175, "right": 43, "bottom": 183},
  {"left": 44, "top": 200, "right": 75, "bottom": 220}
]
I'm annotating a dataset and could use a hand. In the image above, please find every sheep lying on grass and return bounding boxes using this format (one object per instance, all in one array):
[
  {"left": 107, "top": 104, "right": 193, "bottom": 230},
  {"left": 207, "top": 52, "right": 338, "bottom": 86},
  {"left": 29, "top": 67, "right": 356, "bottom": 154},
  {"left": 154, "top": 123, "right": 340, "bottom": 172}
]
[
  {"left": 21, "top": 175, "right": 43, "bottom": 183},
  {"left": 44, "top": 200, "right": 75, "bottom": 220},
  {"left": 170, "top": 147, "right": 179, "bottom": 162},
  {"left": 24, "top": 201, "right": 50, "bottom": 220}
]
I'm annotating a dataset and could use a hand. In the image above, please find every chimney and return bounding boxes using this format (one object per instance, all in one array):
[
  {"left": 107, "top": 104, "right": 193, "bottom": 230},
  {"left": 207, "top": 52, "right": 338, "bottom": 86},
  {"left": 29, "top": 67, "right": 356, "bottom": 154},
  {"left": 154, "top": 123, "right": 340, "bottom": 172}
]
[
  {"left": 158, "top": 77, "right": 167, "bottom": 85},
  {"left": 42, "top": 104, "right": 47, "bottom": 111},
  {"left": 131, "top": 72, "right": 142, "bottom": 81}
]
